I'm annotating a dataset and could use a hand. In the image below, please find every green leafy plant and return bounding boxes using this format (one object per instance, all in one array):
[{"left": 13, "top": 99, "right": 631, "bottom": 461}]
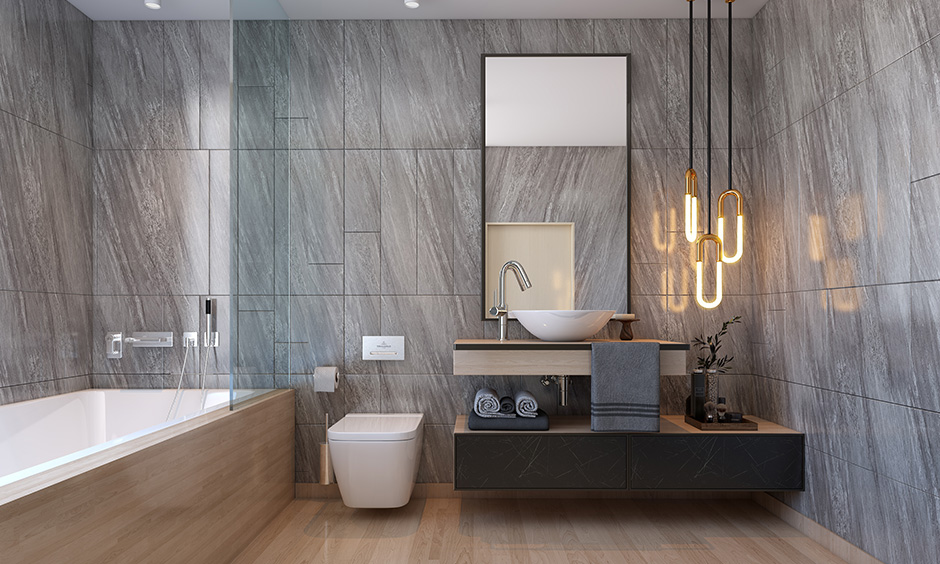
[{"left": 693, "top": 316, "right": 742, "bottom": 374}]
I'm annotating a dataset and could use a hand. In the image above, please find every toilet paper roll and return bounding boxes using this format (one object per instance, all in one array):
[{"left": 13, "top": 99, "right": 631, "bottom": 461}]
[{"left": 314, "top": 366, "right": 339, "bottom": 392}]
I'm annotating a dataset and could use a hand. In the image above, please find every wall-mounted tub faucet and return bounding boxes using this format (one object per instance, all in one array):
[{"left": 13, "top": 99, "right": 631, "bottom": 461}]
[{"left": 489, "top": 260, "right": 532, "bottom": 342}]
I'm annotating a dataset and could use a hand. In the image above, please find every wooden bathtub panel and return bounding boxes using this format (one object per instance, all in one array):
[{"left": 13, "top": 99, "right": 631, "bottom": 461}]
[{"left": 0, "top": 389, "right": 294, "bottom": 564}]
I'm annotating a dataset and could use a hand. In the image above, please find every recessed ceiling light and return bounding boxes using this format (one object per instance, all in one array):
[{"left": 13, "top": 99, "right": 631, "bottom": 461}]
[
  {"left": 145, "top": 0, "right": 161, "bottom": 9},
  {"left": 405, "top": 0, "right": 419, "bottom": 8}
]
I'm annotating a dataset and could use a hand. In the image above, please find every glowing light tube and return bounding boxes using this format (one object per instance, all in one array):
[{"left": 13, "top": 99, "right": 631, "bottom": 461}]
[
  {"left": 695, "top": 234, "right": 723, "bottom": 309},
  {"left": 685, "top": 169, "right": 699, "bottom": 242},
  {"left": 717, "top": 189, "right": 744, "bottom": 263}
]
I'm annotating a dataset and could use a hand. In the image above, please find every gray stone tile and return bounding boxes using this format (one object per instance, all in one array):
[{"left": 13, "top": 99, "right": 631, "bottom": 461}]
[
  {"left": 0, "top": 112, "right": 93, "bottom": 295},
  {"left": 704, "top": 20, "right": 755, "bottom": 151},
  {"left": 344, "top": 150, "right": 381, "bottom": 233},
  {"left": 0, "top": 380, "right": 57, "bottom": 407},
  {"left": 344, "top": 295, "right": 382, "bottom": 375},
  {"left": 345, "top": 374, "right": 380, "bottom": 414},
  {"left": 291, "top": 264, "right": 344, "bottom": 296},
  {"left": 869, "top": 398, "right": 939, "bottom": 500},
  {"left": 345, "top": 21, "right": 381, "bottom": 149},
  {"left": 235, "top": 150, "right": 275, "bottom": 295},
  {"left": 295, "top": 424, "right": 324, "bottom": 483},
  {"left": 860, "top": 0, "right": 921, "bottom": 76},
  {"left": 289, "top": 21, "right": 344, "bottom": 149},
  {"left": 483, "top": 20, "right": 557, "bottom": 54},
  {"left": 49, "top": 0, "right": 93, "bottom": 147},
  {"left": 911, "top": 176, "right": 940, "bottom": 282},
  {"left": 237, "top": 86, "right": 275, "bottom": 149},
  {"left": 911, "top": 36, "right": 940, "bottom": 181},
  {"left": 288, "top": 296, "right": 344, "bottom": 375},
  {"left": 593, "top": 19, "right": 631, "bottom": 53},
  {"left": 417, "top": 150, "right": 455, "bottom": 295},
  {"left": 381, "top": 295, "right": 483, "bottom": 375},
  {"left": 630, "top": 20, "right": 668, "bottom": 149},
  {"left": 418, "top": 425, "right": 453, "bottom": 483},
  {"left": 93, "top": 21, "right": 163, "bottom": 149},
  {"left": 664, "top": 19, "right": 706, "bottom": 152},
  {"left": 381, "top": 374, "right": 483, "bottom": 425},
  {"left": 209, "top": 150, "right": 231, "bottom": 295},
  {"left": 234, "top": 309, "right": 274, "bottom": 376},
  {"left": 234, "top": 20, "right": 276, "bottom": 87},
  {"left": 381, "top": 150, "right": 417, "bottom": 294},
  {"left": 94, "top": 150, "right": 209, "bottom": 295},
  {"left": 93, "top": 295, "right": 164, "bottom": 376},
  {"left": 164, "top": 21, "right": 200, "bottom": 150},
  {"left": 345, "top": 233, "right": 380, "bottom": 295},
  {"left": 911, "top": 281, "right": 940, "bottom": 413},
  {"left": 454, "top": 150, "right": 482, "bottom": 296},
  {"left": 381, "top": 20, "right": 482, "bottom": 149},
  {"left": 557, "top": 20, "right": 593, "bottom": 53},
  {"left": 912, "top": 0, "right": 940, "bottom": 44},
  {"left": 200, "top": 21, "right": 231, "bottom": 150},
  {"left": 290, "top": 151, "right": 344, "bottom": 270}
]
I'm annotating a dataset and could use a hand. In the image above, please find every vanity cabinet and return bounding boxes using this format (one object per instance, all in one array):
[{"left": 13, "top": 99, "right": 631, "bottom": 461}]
[{"left": 453, "top": 415, "right": 805, "bottom": 492}]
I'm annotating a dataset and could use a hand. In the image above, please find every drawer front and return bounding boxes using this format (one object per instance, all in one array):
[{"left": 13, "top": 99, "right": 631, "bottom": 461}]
[
  {"left": 455, "top": 435, "right": 627, "bottom": 490},
  {"left": 630, "top": 435, "right": 805, "bottom": 491}
]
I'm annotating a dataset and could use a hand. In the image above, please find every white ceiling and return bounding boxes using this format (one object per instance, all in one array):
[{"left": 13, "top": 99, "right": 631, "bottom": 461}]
[{"left": 67, "top": 0, "right": 769, "bottom": 21}]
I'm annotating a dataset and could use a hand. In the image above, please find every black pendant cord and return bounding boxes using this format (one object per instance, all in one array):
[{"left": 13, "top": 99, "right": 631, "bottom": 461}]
[
  {"left": 728, "top": 0, "right": 733, "bottom": 185},
  {"left": 689, "top": 0, "right": 694, "bottom": 170},
  {"left": 707, "top": 0, "right": 712, "bottom": 235}
]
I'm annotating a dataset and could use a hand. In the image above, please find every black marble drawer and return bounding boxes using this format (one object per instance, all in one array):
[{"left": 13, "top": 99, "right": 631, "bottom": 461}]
[
  {"left": 630, "top": 435, "right": 805, "bottom": 491},
  {"left": 454, "top": 434, "right": 628, "bottom": 490}
]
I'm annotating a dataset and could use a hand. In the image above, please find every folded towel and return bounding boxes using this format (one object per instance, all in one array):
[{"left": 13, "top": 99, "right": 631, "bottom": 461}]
[
  {"left": 474, "top": 388, "right": 516, "bottom": 418},
  {"left": 591, "top": 341, "right": 660, "bottom": 432},
  {"left": 468, "top": 409, "right": 549, "bottom": 431},
  {"left": 514, "top": 390, "right": 539, "bottom": 418},
  {"left": 499, "top": 396, "right": 515, "bottom": 415}
]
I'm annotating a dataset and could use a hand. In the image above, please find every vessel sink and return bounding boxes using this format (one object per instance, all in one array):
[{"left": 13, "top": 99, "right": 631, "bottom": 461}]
[{"left": 511, "top": 310, "right": 616, "bottom": 342}]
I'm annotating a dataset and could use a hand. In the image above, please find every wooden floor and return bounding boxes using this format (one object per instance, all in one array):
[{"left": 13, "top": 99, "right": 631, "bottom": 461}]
[{"left": 232, "top": 498, "right": 847, "bottom": 564}]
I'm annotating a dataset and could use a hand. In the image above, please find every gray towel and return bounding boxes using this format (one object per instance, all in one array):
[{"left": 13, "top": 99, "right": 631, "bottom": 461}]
[
  {"left": 591, "top": 341, "right": 660, "bottom": 432},
  {"left": 474, "top": 388, "right": 516, "bottom": 418},
  {"left": 499, "top": 396, "right": 515, "bottom": 415},
  {"left": 514, "top": 390, "right": 539, "bottom": 418},
  {"left": 468, "top": 409, "right": 549, "bottom": 431}
]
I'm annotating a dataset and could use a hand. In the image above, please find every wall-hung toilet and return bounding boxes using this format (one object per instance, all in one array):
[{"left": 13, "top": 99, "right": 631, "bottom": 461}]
[{"left": 327, "top": 413, "right": 424, "bottom": 508}]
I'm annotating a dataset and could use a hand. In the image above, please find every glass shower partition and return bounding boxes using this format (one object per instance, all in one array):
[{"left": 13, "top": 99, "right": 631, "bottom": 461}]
[{"left": 229, "top": 0, "right": 293, "bottom": 409}]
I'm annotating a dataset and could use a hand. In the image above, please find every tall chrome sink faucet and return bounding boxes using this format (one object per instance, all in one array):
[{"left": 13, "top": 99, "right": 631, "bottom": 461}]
[{"left": 489, "top": 260, "right": 532, "bottom": 341}]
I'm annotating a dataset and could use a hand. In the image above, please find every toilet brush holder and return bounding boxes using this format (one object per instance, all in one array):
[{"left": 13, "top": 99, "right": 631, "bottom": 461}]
[{"left": 319, "top": 442, "right": 334, "bottom": 485}]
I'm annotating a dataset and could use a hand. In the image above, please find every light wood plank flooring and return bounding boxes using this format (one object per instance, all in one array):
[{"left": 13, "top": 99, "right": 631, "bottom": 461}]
[{"left": 232, "top": 498, "right": 847, "bottom": 563}]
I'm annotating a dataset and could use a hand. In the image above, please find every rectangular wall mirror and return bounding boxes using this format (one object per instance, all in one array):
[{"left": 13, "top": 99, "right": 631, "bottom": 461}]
[{"left": 482, "top": 54, "right": 631, "bottom": 320}]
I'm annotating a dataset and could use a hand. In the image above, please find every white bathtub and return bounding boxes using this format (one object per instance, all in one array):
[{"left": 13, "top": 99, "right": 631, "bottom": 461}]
[{"left": 0, "top": 388, "right": 268, "bottom": 488}]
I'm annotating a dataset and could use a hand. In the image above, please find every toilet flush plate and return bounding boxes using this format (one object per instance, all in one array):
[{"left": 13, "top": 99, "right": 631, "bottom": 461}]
[{"left": 362, "top": 336, "right": 405, "bottom": 360}]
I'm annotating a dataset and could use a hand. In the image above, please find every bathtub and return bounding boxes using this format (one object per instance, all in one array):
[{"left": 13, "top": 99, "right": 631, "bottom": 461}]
[
  {"left": 0, "top": 387, "right": 294, "bottom": 564},
  {"left": 0, "top": 388, "right": 266, "bottom": 488}
]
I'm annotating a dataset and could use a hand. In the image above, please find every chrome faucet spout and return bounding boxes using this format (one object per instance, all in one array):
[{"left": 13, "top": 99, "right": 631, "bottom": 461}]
[{"left": 490, "top": 260, "right": 532, "bottom": 341}]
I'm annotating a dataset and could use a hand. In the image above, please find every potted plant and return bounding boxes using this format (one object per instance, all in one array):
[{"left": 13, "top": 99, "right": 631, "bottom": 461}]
[{"left": 691, "top": 316, "right": 741, "bottom": 413}]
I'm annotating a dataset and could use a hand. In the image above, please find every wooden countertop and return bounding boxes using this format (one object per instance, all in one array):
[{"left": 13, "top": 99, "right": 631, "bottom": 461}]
[
  {"left": 453, "top": 414, "right": 801, "bottom": 436},
  {"left": 454, "top": 339, "right": 690, "bottom": 351}
]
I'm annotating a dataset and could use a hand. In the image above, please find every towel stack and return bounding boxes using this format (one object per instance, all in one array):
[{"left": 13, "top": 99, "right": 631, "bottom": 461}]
[
  {"left": 469, "top": 388, "right": 549, "bottom": 431},
  {"left": 473, "top": 388, "right": 540, "bottom": 418}
]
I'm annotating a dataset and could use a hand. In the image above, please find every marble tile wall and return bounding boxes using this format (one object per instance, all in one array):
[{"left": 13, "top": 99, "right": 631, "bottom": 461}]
[
  {"left": 228, "top": 18, "right": 757, "bottom": 485},
  {"left": 92, "top": 20, "right": 232, "bottom": 389},
  {"left": 0, "top": 0, "right": 94, "bottom": 405},
  {"left": 749, "top": 1, "right": 940, "bottom": 562}
]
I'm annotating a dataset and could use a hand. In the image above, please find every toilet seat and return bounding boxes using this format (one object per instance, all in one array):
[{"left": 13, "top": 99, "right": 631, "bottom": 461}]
[{"left": 327, "top": 413, "right": 423, "bottom": 442}]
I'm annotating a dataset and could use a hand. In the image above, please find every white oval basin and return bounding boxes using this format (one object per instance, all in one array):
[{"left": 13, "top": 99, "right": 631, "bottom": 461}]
[{"left": 512, "top": 310, "right": 616, "bottom": 342}]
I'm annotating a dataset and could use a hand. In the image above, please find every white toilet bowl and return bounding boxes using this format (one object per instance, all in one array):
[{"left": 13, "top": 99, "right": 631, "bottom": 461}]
[{"left": 327, "top": 413, "right": 424, "bottom": 508}]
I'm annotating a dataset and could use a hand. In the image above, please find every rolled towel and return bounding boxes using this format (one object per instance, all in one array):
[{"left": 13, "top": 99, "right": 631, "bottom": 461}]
[
  {"left": 499, "top": 396, "right": 516, "bottom": 415},
  {"left": 474, "top": 388, "right": 516, "bottom": 418},
  {"left": 514, "top": 390, "right": 539, "bottom": 418}
]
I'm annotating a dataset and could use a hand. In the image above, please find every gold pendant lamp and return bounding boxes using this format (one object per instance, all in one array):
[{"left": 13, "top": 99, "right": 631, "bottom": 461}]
[
  {"left": 694, "top": 0, "right": 724, "bottom": 309},
  {"left": 684, "top": 0, "right": 699, "bottom": 243},
  {"left": 716, "top": 0, "right": 744, "bottom": 264}
]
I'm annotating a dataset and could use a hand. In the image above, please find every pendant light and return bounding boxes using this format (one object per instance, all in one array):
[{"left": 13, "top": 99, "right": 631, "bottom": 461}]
[
  {"left": 684, "top": 0, "right": 699, "bottom": 243},
  {"left": 695, "top": 0, "right": 723, "bottom": 310},
  {"left": 717, "top": 0, "right": 744, "bottom": 263}
]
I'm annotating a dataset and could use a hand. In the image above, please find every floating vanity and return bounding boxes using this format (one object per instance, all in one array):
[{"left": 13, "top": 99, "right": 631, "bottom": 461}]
[
  {"left": 453, "top": 338, "right": 689, "bottom": 376},
  {"left": 453, "top": 415, "right": 805, "bottom": 491},
  {"left": 452, "top": 338, "right": 805, "bottom": 492}
]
